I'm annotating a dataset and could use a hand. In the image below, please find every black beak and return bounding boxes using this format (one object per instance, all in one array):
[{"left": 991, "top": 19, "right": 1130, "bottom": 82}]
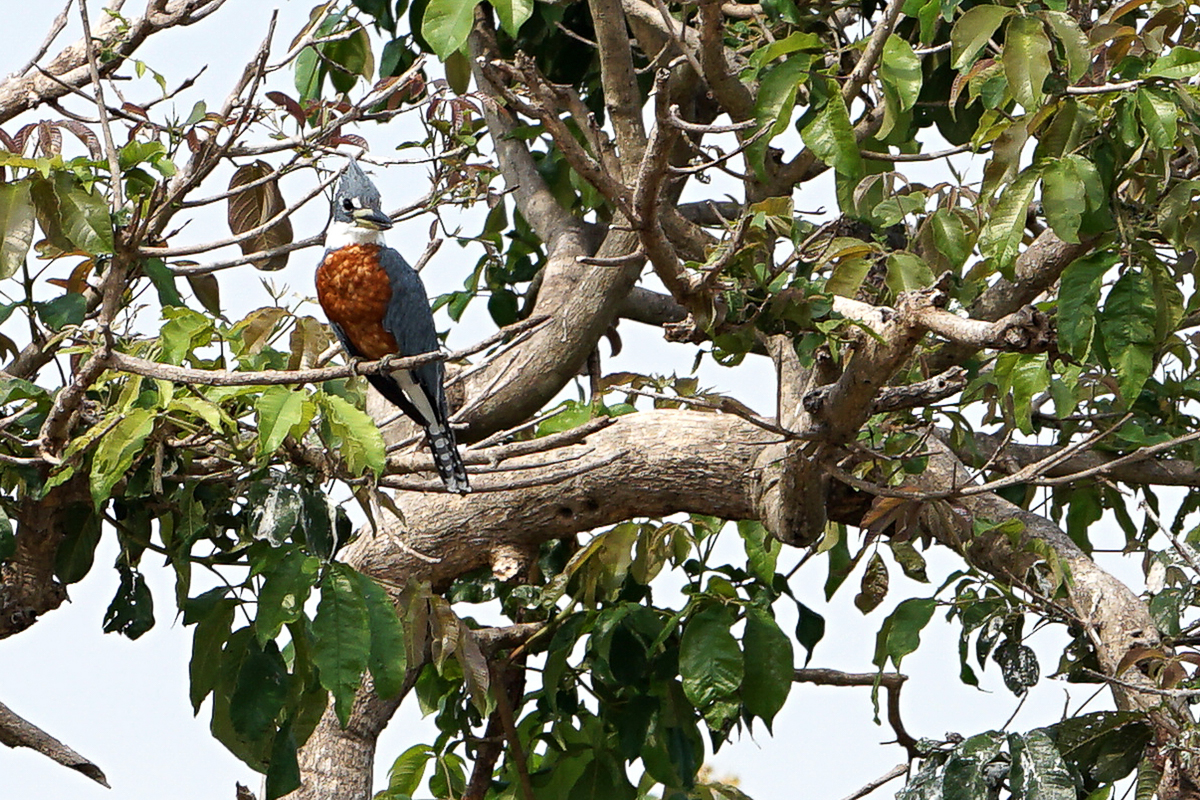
[{"left": 351, "top": 207, "right": 394, "bottom": 230}]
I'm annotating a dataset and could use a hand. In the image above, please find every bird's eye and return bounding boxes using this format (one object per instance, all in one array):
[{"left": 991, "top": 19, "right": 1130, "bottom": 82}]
[{"left": 341, "top": 198, "right": 355, "bottom": 212}]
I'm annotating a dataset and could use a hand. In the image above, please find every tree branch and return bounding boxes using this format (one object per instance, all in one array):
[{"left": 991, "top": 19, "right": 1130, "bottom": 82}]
[{"left": 0, "top": 700, "right": 108, "bottom": 787}]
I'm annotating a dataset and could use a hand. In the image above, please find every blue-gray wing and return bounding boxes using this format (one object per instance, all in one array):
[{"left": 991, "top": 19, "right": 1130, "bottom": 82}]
[
  {"left": 378, "top": 247, "right": 448, "bottom": 423},
  {"left": 377, "top": 246, "right": 470, "bottom": 493}
]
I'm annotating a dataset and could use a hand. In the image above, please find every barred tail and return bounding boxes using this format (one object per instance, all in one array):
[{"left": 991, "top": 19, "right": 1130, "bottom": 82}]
[{"left": 426, "top": 422, "right": 470, "bottom": 494}]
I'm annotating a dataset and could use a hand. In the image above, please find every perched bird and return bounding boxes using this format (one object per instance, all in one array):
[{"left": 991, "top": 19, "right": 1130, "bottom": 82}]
[{"left": 315, "top": 161, "right": 470, "bottom": 493}]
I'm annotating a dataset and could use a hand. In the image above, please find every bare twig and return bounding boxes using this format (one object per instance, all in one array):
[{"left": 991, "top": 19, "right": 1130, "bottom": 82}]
[
  {"left": 78, "top": 0, "right": 124, "bottom": 211},
  {"left": 861, "top": 143, "right": 974, "bottom": 162},
  {"left": 793, "top": 669, "right": 918, "bottom": 756},
  {"left": 9, "top": 0, "right": 72, "bottom": 81},
  {"left": 140, "top": 167, "right": 341, "bottom": 258},
  {"left": 843, "top": 0, "right": 906, "bottom": 103},
  {"left": 108, "top": 316, "right": 550, "bottom": 387},
  {"left": 837, "top": 764, "right": 909, "bottom": 800}
]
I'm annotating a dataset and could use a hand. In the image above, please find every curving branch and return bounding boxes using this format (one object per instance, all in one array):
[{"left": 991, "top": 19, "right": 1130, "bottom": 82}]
[
  {"left": 0, "top": 0, "right": 227, "bottom": 125},
  {"left": 903, "top": 441, "right": 1190, "bottom": 730}
]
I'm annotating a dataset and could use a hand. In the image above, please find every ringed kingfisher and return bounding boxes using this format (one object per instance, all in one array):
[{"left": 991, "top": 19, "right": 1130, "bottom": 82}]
[{"left": 316, "top": 160, "right": 470, "bottom": 494}]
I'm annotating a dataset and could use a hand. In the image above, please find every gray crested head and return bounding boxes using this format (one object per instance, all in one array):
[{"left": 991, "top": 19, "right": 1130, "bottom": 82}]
[{"left": 331, "top": 160, "right": 392, "bottom": 231}]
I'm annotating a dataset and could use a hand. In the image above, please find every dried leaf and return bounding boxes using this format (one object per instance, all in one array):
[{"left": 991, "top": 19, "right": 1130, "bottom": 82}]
[
  {"left": 265, "top": 91, "right": 306, "bottom": 126},
  {"left": 227, "top": 160, "right": 293, "bottom": 271}
]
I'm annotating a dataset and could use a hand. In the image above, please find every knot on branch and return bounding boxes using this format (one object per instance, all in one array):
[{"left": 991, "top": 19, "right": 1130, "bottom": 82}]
[
  {"left": 753, "top": 441, "right": 827, "bottom": 547},
  {"left": 896, "top": 270, "right": 953, "bottom": 317},
  {"left": 998, "top": 305, "right": 1054, "bottom": 353},
  {"left": 490, "top": 542, "right": 537, "bottom": 582},
  {"left": 663, "top": 315, "right": 705, "bottom": 343}
]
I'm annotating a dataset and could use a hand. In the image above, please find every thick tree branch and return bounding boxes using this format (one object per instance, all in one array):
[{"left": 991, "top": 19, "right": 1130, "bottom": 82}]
[
  {"left": 0, "top": 0, "right": 226, "bottom": 125},
  {"left": 0, "top": 700, "right": 108, "bottom": 787},
  {"left": 592, "top": 0, "right": 648, "bottom": 174},
  {"left": 942, "top": 428, "right": 1200, "bottom": 489}
]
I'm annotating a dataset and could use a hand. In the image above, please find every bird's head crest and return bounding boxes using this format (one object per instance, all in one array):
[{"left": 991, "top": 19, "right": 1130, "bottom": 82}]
[{"left": 332, "top": 159, "right": 391, "bottom": 231}]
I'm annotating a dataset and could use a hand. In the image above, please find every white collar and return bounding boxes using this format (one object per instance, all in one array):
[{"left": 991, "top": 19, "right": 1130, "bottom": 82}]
[{"left": 325, "top": 220, "right": 386, "bottom": 249}]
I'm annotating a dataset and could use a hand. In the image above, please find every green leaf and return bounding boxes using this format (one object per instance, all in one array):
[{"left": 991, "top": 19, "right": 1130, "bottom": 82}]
[
  {"left": 1042, "top": 158, "right": 1087, "bottom": 244},
  {"left": 994, "top": 352, "right": 1049, "bottom": 434},
  {"left": 265, "top": 719, "right": 301, "bottom": 800},
  {"left": 312, "top": 564, "right": 371, "bottom": 726},
  {"left": 327, "top": 23, "right": 375, "bottom": 93},
  {"left": 53, "top": 505, "right": 102, "bottom": 585},
  {"left": 421, "top": 0, "right": 481, "bottom": 60},
  {"left": 880, "top": 35, "right": 922, "bottom": 113},
  {"left": 190, "top": 597, "right": 237, "bottom": 712},
  {"left": 256, "top": 386, "right": 310, "bottom": 459},
  {"left": 749, "top": 56, "right": 809, "bottom": 180},
  {"left": 823, "top": 523, "right": 854, "bottom": 599},
  {"left": 36, "top": 293, "right": 86, "bottom": 331},
  {"left": 944, "top": 731, "right": 1006, "bottom": 800},
  {"left": 142, "top": 257, "right": 183, "bottom": 307},
  {"left": 1057, "top": 250, "right": 1117, "bottom": 360},
  {"left": 0, "top": 180, "right": 34, "bottom": 279},
  {"left": 491, "top": 0, "right": 533, "bottom": 36},
  {"left": 356, "top": 571, "right": 408, "bottom": 699},
  {"left": 679, "top": 605, "right": 744, "bottom": 710},
  {"left": 873, "top": 597, "right": 936, "bottom": 669},
  {"left": 318, "top": 392, "right": 385, "bottom": 476},
  {"left": 1098, "top": 269, "right": 1158, "bottom": 404},
  {"left": 89, "top": 408, "right": 156, "bottom": 507},
  {"left": 230, "top": 639, "right": 289, "bottom": 741},
  {"left": 929, "top": 210, "right": 972, "bottom": 271},
  {"left": 256, "top": 549, "right": 319, "bottom": 644},
  {"left": 1004, "top": 16, "right": 1052, "bottom": 109},
  {"left": 1145, "top": 46, "right": 1200, "bottom": 80},
  {"left": 749, "top": 31, "right": 823, "bottom": 71},
  {"left": 568, "top": 754, "right": 637, "bottom": 800},
  {"left": 741, "top": 608, "right": 793, "bottom": 731},
  {"left": 979, "top": 168, "right": 1040, "bottom": 275},
  {"left": 1043, "top": 712, "right": 1151, "bottom": 790},
  {"left": 802, "top": 92, "right": 864, "bottom": 183},
  {"left": 54, "top": 172, "right": 113, "bottom": 254},
  {"left": 1009, "top": 729, "right": 1075, "bottom": 800},
  {"left": 102, "top": 564, "right": 155, "bottom": 639},
  {"left": 885, "top": 251, "right": 935, "bottom": 296},
  {"left": 951, "top": 5, "right": 1015, "bottom": 69},
  {"left": 536, "top": 401, "right": 594, "bottom": 435},
  {"left": 1039, "top": 11, "right": 1091, "bottom": 82},
  {"left": 382, "top": 744, "right": 435, "bottom": 797},
  {"left": 160, "top": 306, "right": 213, "bottom": 364},
  {"left": 794, "top": 600, "right": 825, "bottom": 665},
  {"left": 294, "top": 45, "right": 324, "bottom": 103},
  {"left": 1137, "top": 86, "right": 1178, "bottom": 149},
  {"left": 737, "top": 520, "right": 780, "bottom": 584}
]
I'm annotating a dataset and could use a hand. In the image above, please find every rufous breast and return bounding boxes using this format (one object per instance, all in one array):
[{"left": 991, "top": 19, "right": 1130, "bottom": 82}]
[{"left": 316, "top": 243, "right": 398, "bottom": 360}]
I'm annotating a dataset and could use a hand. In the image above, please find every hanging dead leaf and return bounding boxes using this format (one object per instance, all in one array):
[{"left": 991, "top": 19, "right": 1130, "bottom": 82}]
[
  {"left": 854, "top": 552, "right": 889, "bottom": 613},
  {"left": 227, "top": 160, "right": 293, "bottom": 271},
  {"left": 185, "top": 273, "right": 221, "bottom": 316}
]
